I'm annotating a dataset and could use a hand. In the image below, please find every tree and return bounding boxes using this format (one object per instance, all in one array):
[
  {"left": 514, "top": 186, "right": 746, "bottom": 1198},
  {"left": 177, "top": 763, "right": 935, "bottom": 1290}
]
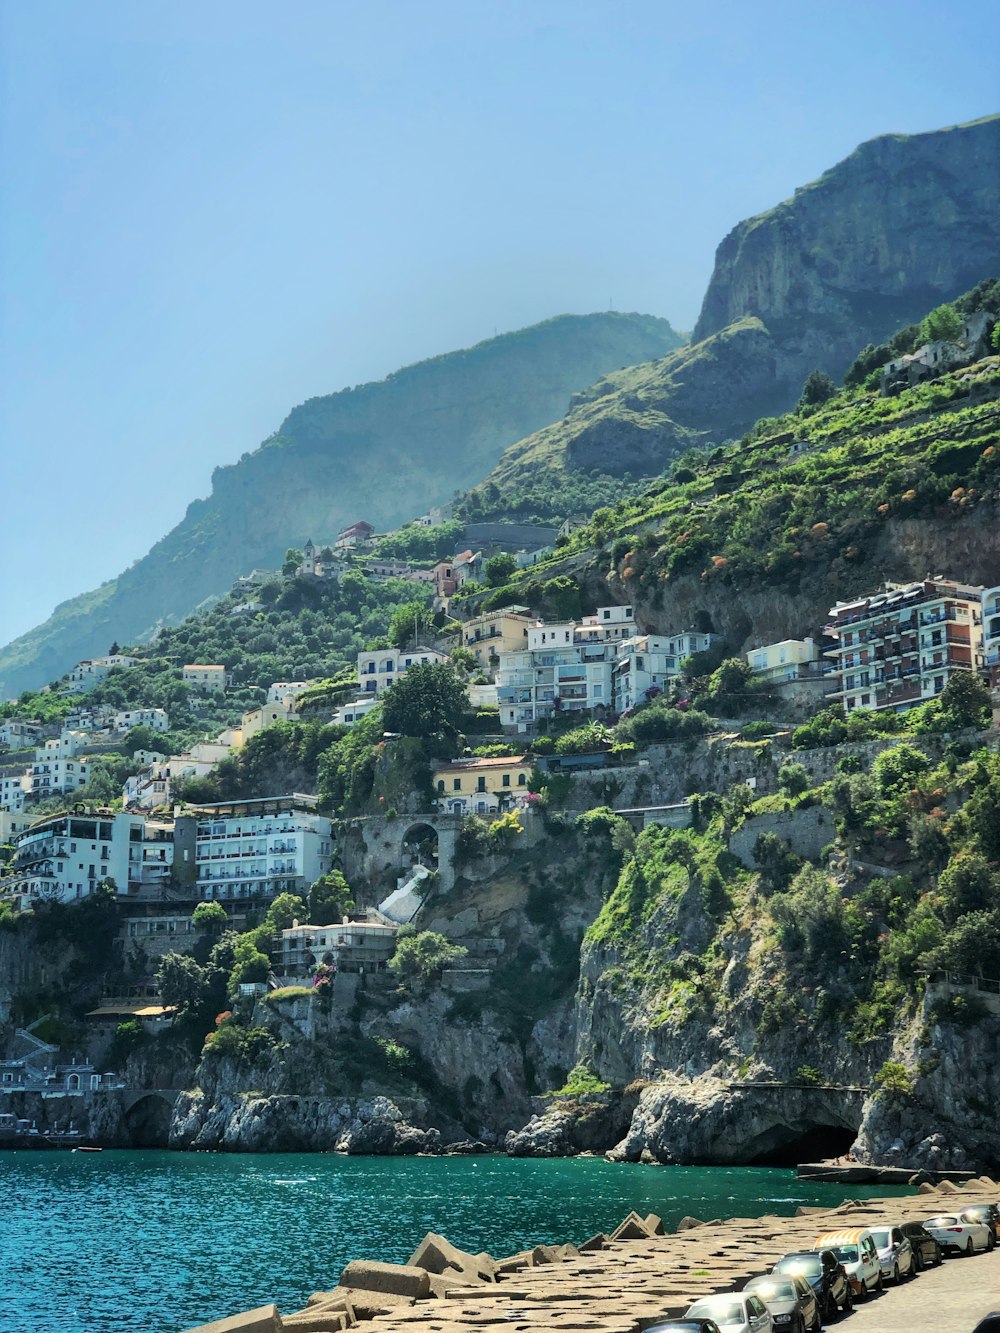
[
  {"left": 920, "top": 302, "right": 962, "bottom": 344},
  {"left": 381, "top": 662, "right": 467, "bottom": 739},
  {"left": 798, "top": 370, "right": 836, "bottom": 408},
  {"left": 264, "top": 892, "right": 308, "bottom": 932},
  {"left": 308, "top": 871, "right": 355, "bottom": 925},
  {"left": 450, "top": 646, "right": 477, "bottom": 676},
  {"left": 389, "top": 930, "right": 467, "bottom": 983},
  {"left": 777, "top": 762, "right": 810, "bottom": 797},
  {"left": 157, "top": 953, "right": 211, "bottom": 1016},
  {"left": 283, "top": 548, "right": 304, "bottom": 577},
  {"left": 389, "top": 601, "right": 433, "bottom": 649},
  {"left": 484, "top": 552, "right": 517, "bottom": 586},
  {"left": 192, "top": 901, "right": 229, "bottom": 933},
  {"left": 939, "top": 670, "right": 991, "bottom": 731}
]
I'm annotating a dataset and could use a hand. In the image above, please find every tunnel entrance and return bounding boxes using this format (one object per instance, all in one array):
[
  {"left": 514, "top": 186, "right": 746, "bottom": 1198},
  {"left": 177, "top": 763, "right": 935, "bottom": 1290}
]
[{"left": 745, "top": 1123, "right": 857, "bottom": 1167}]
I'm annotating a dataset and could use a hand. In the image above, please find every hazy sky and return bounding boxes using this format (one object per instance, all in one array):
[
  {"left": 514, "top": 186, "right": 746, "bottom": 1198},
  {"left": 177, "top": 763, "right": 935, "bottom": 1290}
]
[{"left": 1, "top": 1, "right": 997, "bottom": 649}]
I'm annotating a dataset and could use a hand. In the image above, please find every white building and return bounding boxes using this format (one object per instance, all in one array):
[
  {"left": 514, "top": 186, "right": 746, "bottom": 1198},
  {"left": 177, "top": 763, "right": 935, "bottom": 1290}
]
[
  {"left": 271, "top": 918, "right": 398, "bottom": 979},
  {"left": 240, "top": 702, "right": 296, "bottom": 741},
  {"left": 190, "top": 797, "right": 333, "bottom": 903},
  {"left": 266, "top": 682, "right": 315, "bottom": 705},
  {"left": 357, "top": 646, "right": 451, "bottom": 698},
  {"left": 983, "top": 585, "right": 1000, "bottom": 690},
  {"left": 65, "top": 706, "right": 114, "bottom": 734},
  {"left": 497, "top": 634, "right": 613, "bottom": 733},
  {"left": 612, "top": 631, "right": 718, "bottom": 712},
  {"left": 6, "top": 811, "right": 174, "bottom": 906},
  {"left": 114, "top": 708, "right": 169, "bottom": 734},
  {"left": 66, "top": 655, "right": 136, "bottom": 694},
  {"left": 746, "top": 638, "right": 821, "bottom": 683},
  {"left": 576, "top": 604, "right": 637, "bottom": 644},
  {"left": 30, "top": 732, "right": 91, "bottom": 797},
  {"left": 0, "top": 721, "right": 41, "bottom": 751},
  {"left": 0, "top": 768, "right": 30, "bottom": 813},
  {"left": 332, "top": 696, "right": 380, "bottom": 728},
  {"left": 182, "top": 664, "right": 227, "bottom": 693}
]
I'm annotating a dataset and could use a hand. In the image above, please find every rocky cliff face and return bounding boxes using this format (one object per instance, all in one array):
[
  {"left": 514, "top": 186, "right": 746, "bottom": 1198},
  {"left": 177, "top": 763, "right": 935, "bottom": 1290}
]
[
  {"left": 695, "top": 115, "right": 1000, "bottom": 361},
  {"left": 0, "top": 313, "right": 682, "bottom": 697},
  {"left": 469, "top": 115, "right": 1000, "bottom": 511}
]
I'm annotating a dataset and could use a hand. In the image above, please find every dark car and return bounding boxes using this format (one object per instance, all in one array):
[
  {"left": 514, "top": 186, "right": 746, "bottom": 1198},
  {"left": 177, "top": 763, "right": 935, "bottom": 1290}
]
[
  {"left": 772, "top": 1249, "right": 852, "bottom": 1321},
  {"left": 960, "top": 1204, "right": 1000, "bottom": 1240},
  {"left": 899, "top": 1220, "right": 943, "bottom": 1270},
  {"left": 644, "top": 1322, "right": 721, "bottom": 1333},
  {"left": 744, "top": 1273, "right": 821, "bottom": 1332}
]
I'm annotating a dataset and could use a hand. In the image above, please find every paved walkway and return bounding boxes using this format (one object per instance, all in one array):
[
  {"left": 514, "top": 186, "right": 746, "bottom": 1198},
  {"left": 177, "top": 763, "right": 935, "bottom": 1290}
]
[{"left": 842, "top": 1247, "right": 1000, "bottom": 1332}]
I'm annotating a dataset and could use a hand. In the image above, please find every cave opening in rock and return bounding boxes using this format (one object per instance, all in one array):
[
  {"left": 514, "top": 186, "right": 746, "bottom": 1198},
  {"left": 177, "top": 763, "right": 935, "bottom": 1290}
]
[
  {"left": 124, "top": 1094, "right": 173, "bottom": 1148},
  {"left": 745, "top": 1123, "right": 857, "bottom": 1166}
]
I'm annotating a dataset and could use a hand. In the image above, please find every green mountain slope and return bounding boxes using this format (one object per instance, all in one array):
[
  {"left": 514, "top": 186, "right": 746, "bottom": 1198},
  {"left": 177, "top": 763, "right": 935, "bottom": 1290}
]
[
  {"left": 0, "top": 313, "right": 683, "bottom": 699},
  {"left": 464, "top": 114, "right": 1000, "bottom": 519}
]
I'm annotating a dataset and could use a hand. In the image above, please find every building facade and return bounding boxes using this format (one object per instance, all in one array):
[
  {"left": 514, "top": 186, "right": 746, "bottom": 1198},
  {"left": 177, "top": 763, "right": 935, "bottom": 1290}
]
[
  {"left": 188, "top": 797, "right": 333, "bottom": 903},
  {"left": 825, "top": 579, "right": 985, "bottom": 714},
  {"left": 983, "top": 585, "right": 1000, "bottom": 689},
  {"left": 66, "top": 655, "right": 136, "bottom": 693},
  {"left": 6, "top": 811, "right": 174, "bottom": 906},
  {"left": 461, "top": 607, "right": 535, "bottom": 670},
  {"left": 182, "top": 665, "right": 227, "bottom": 692},
  {"left": 357, "top": 646, "right": 450, "bottom": 698},
  {"left": 612, "top": 631, "right": 717, "bottom": 712},
  {"left": 746, "top": 638, "right": 821, "bottom": 684},
  {"left": 432, "top": 755, "right": 531, "bottom": 814},
  {"left": 271, "top": 919, "right": 398, "bottom": 979}
]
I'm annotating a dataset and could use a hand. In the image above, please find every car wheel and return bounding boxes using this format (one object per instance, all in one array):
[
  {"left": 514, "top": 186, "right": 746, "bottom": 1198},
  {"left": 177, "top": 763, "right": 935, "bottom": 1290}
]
[
  {"left": 892, "top": 1264, "right": 900, "bottom": 1285},
  {"left": 859, "top": 1280, "right": 868, "bottom": 1302},
  {"left": 843, "top": 1285, "right": 854, "bottom": 1312},
  {"left": 965, "top": 1238, "right": 974, "bottom": 1256},
  {"left": 876, "top": 1272, "right": 883, "bottom": 1293},
  {"left": 914, "top": 1250, "right": 924, "bottom": 1272},
  {"left": 935, "top": 1245, "right": 943, "bottom": 1266},
  {"left": 988, "top": 1232, "right": 996, "bottom": 1252}
]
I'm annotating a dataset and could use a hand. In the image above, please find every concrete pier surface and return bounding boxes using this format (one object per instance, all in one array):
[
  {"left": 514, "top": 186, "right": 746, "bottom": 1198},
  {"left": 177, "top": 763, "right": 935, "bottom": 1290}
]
[{"left": 184, "top": 1176, "right": 1000, "bottom": 1333}]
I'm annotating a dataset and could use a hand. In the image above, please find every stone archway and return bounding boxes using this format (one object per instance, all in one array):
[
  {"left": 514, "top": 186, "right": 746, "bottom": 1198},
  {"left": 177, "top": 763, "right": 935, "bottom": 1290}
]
[
  {"left": 123, "top": 1093, "right": 173, "bottom": 1147},
  {"left": 401, "top": 823, "right": 439, "bottom": 871}
]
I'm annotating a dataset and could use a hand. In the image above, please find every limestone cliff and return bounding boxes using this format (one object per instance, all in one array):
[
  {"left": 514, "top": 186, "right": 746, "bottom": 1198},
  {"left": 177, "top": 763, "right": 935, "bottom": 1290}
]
[{"left": 0, "top": 313, "right": 682, "bottom": 697}]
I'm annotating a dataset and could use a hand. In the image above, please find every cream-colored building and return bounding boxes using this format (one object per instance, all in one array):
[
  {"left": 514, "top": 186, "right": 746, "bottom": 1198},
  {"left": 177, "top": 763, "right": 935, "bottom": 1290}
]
[
  {"left": 461, "top": 607, "right": 535, "bottom": 670},
  {"left": 182, "top": 664, "right": 227, "bottom": 693},
  {"left": 240, "top": 702, "right": 296, "bottom": 742},
  {"left": 432, "top": 755, "right": 531, "bottom": 815},
  {"left": 746, "top": 638, "right": 820, "bottom": 683}
]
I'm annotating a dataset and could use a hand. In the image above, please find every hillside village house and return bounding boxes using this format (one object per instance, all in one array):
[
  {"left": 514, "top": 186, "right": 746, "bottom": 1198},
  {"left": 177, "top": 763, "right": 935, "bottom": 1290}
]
[
  {"left": 0, "top": 769, "right": 29, "bottom": 813},
  {"left": 188, "top": 796, "right": 333, "bottom": 903},
  {"left": 612, "top": 630, "right": 719, "bottom": 712},
  {"left": 271, "top": 918, "right": 398, "bottom": 980},
  {"left": 6, "top": 811, "right": 174, "bottom": 907},
  {"left": 0, "top": 810, "right": 31, "bottom": 843},
  {"left": 497, "top": 614, "right": 622, "bottom": 732},
  {"left": 335, "top": 520, "right": 375, "bottom": 550},
  {"left": 881, "top": 309, "right": 995, "bottom": 395},
  {"left": 66, "top": 655, "right": 136, "bottom": 694},
  {"left": 0, "top": 720, "right": 41, "bottom": 751},
  {"left": 182, "top": 664, "right": 227, "bottom": 693},
  {"left": 266, "top": 682, "right": 315, "bottom": 705},
  {"left": 240, "top": 702, "right": 296, "bottom": 742},
  {"left": 576, "top": 604, "right": 637, "bottom": 644},
  {"left": 825, "top": 578, "right": 985, "bottom": 714},
  {"left": 462, "top": 607, "right": 535, "bottom": 670},
  {"left": 433, "top": 550, "right": 482, "bottom": 608},
  {"left": 357, "top": 646, "right": 451, "bottom": 698},
  {"left": 332, "top": 696, "right": 379, "bottom": 728},
  {"left": 30, "top": 732, "right": 91, "bottom": 797},
  {"left": 113, "top": 707, "right": 169, "bottom": 734},
  {"left": 746, "top": 638, "right": 821, "bottom": 683},
  {"left": 363, "top": 559, "right": 435, "bottom": 585},
  {"left": 433, "top": 755, "right": 531, "bottom": 815}
]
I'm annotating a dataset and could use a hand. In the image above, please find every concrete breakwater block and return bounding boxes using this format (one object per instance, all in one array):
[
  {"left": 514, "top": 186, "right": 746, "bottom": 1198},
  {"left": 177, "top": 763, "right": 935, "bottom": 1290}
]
[
  {"left": 181, "top": 1304, "right": 282, "bottom": 1333},
  {"left": 282, "top": 1313, "right": 351, "bottom": 1332},
  {"left": 340, "top": 1262, "right": 431, "bottom": 1299},
  {"left": 409, "top": 1233, "right": 497, "bottom": 1283}
]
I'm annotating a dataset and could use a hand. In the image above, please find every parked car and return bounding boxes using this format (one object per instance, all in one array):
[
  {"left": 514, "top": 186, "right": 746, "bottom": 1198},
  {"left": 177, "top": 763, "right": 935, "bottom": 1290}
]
[
  {"left": 923, "top": 1213, "right": 994, "bottom": 1256},
  {"left": 869, "top": 1225, "right": 915, "bottom": 1283},
  {"left": 960, "top": 1204, "right": 1000, "bottom": 1240},
  {"left": 685, "top": 1293, "right": 774, "bottom": 1332},
  {"left": 645, "top": 1322, "right": 725, "bottom": 1333},
  {"left": 645, "top": 1322, "right": 722, "bottom": 1333},
  {"left": 771, "top": 1250, "right": 852, "bottom": 1321},
  {"left": 899, "top": 1221, "right": 943, "bottom": 1270},
  {"left": 814, "top": 1227, "right": 883, "bottom": 1298},
  {"left": 744, "top": 1273, "right": 821, "bottom": 1332}
]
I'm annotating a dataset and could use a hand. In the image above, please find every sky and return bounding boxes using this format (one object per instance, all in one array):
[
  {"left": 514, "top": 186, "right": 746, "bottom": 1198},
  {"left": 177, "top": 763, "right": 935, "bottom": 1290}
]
[{"left": 0, "top": 0, "right": 997, "bottom": 648}]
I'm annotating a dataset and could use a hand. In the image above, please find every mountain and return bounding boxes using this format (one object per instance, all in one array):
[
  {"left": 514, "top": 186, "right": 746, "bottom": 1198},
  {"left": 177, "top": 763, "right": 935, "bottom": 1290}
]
[
  {"left": 0, "top": 313, "right": 683, "bottom": 699},
  {"left": 464, "top": 114, "right": 1000, "bottom": 518}
]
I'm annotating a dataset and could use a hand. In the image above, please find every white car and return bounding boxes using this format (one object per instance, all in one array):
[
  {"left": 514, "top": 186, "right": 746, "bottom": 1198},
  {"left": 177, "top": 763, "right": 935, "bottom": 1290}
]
[
  {"left": 686, "top": 1293, "right": 774, "bottom": 1333},
  {"left": 922, "top": 1213, "right": 994, "bottom": 1256},
  {"left": 870, "top": 1225, "right": 915, "bottom": 1282}
]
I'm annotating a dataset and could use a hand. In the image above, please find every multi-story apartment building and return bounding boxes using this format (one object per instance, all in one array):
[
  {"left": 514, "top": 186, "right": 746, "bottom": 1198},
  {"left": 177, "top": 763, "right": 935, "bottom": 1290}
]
[
  {"left": 29, "top": 733, "right": 91, "bottom": 797},
  {"left": 461, "top": 607, "right": 535, "bottom": 671},
  {"left": 612, "top": 631, "right": 719, "bottom": 712},
  {"left": 114, "top": 708, "right": 169, "bottom": 734},
  {"left": 188, "top": 797, "right": 333, "bottom": 903},
  {"left": 576, "top": 604, "right": 637, "bottom": 644},
  {"left": 825, "top": 578, "right": 985, "bottom": 714},
  {"left": 182, "top": 664, "right": 227, "bottom": 693},
  {"left": 497, "top": 626, "right": 613, "bottom": 733},
  {"left": 983, "top": 585, "right": 1000, "bottom": 689},
  {"left": 0, "top": 768, "right": 30, "bottom": 813},
  {"left": 0, "top": 720, "right": 41, "bottom": 751},
  {"left": 432, "top": 755, "right": 532, "bottom": 815},
  {"left": 271, "top": 918, "right": 398, "bottom": 980},
  {"left": 6, "top": 811, "right": 174, "bottom": 906},
  {"left": 357, "top": 646, "right": 450, "bottom": 698},
  {"left": 745, "top": 638, "right": 822, "bottom": 684}
]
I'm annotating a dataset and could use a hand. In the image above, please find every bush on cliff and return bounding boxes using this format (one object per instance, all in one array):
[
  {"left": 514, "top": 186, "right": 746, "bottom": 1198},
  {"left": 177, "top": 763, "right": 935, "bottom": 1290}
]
[{"left": 389, "top": 930, "right": 467, "bottom": 984}]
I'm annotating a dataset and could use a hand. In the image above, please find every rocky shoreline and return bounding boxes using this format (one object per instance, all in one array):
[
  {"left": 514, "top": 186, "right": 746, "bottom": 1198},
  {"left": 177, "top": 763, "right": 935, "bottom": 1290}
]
[{"left": 181, "top": 1173, "right": 1000, "bottom": 1333}]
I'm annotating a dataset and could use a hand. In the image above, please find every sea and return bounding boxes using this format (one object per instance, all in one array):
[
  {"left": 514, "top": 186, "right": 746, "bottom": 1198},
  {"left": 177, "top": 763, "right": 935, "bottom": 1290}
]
[{"left": 0, "top": 1151, "right": 915, "bottom": 1333}]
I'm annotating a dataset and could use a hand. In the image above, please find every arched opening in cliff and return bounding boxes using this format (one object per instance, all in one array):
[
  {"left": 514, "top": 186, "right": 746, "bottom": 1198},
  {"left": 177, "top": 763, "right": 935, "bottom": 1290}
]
[
  {"left": 743, "top": 1120, "right": 857, "bottom": 1167},
  {"left": 124, "top": 1094, "right": 173, "bottom": 1147},
  {"left": 402, "top": 823, "right": 438, "bottom": 871}
]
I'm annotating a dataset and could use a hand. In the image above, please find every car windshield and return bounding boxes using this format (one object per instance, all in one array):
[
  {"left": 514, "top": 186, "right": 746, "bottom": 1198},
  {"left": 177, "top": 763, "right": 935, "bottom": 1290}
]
[
  {"left": 830, "top": 1245, "right": 859, "bottom": 1263},
  {"left": 689, "top": 1301, "right": 743, "bottom": 1323},
  {"left": 871, "top": 1230, "right": 891, "bottom": 1247},
  {"left": 776, "top": 1256, "right": 821, "bottom": 1276},
  {"left": 748, "top": 1280, "right": 796, "bottom": 1301}
]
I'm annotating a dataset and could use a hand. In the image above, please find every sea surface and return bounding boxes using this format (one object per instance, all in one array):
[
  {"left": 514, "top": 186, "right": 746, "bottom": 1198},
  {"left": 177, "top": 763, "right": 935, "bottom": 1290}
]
[{"left": 1, "top": 1150, "right": 914, "bottom": 1333}]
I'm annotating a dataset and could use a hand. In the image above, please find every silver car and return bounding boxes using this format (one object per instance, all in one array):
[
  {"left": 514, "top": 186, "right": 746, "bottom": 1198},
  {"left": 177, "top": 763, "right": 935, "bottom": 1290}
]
[
  {"left": 686, "top": 1293, "right": 774, "bottom": 1333},
  {"left": 870, "top": 1225, "right": 915, "bottom": 1282}
]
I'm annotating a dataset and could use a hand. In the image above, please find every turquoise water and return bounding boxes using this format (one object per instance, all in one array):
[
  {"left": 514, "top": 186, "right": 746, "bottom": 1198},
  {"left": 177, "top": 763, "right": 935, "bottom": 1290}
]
[{"left": 0, "top": 1151, "right": 914, "bottom": 1333}]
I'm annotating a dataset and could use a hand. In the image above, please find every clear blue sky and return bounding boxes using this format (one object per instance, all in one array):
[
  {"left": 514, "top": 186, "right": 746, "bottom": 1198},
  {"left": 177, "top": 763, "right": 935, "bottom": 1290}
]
[{"left": 0, "top": 0, "right": 996, "bottom": 648}]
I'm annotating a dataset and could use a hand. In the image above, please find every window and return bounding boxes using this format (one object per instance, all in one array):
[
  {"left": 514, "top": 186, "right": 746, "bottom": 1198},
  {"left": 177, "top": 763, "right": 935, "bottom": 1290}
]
[
  {"left": 518, "top": 773, "right": 526, "bottom": 786},
  {"left": 453, "top": 778, "right": 461, "bottom": 791},
  {"left": 437, "top": 780, "right": 445, "bottom": 792},
  {"left": 502, "top": 774, "right": 510, "bottom": 787},
  {"left": 477, "top": 777, "right": 486, "bottom": 792}
]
